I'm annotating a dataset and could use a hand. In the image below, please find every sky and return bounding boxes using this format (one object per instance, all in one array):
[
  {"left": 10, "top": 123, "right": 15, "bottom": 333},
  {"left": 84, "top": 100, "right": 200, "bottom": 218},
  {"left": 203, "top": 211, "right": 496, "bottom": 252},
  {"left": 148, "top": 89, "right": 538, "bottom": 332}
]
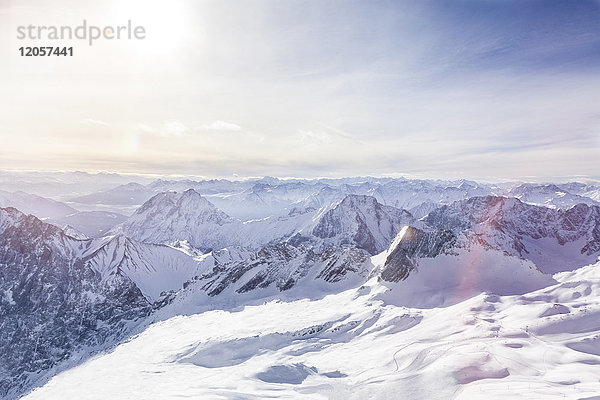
[{"left": 0, "top": 0, "right": 599, "bottom": 180}]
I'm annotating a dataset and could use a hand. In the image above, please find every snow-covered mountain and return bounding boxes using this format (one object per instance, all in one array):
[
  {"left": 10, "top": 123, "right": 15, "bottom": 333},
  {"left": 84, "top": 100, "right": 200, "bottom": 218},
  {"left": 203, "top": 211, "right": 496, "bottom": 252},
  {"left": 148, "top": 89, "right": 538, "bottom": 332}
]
[
  {"left": 5, "top": 174, "right": 600, "bottom": 221},
  {"left": 506, "top": 183, "right": 600, "bottom": 209},
  {"left": 308, "top": 194, "right": 416, "bottom": 255},
  {"left": 424, "top": 196, "right": 600, "bottom": 273},
  {"left": 0, "top": 208, "right": 151, "bottom": 398},
  {"left": 69, "top": 182, "right": 152, "bottom": 207},
  {"left": 0, "top": 190, "right": 77, "bottom": 220},
  {"left": 115, "top": 190, "right": 417, "bottom": 255},
  {"left": 66, "top": 176, "right": 499, "bottom": 221},
  {"left": 184, "top": 243, "right": 371, "bottom": 299},
  {"left": 148, "top": 178, "right": 254, "bottom": 196},
  {"left": 4, "top": 177, "right": 600, "bottom": 399},
  {"left": 369, "top": 179, "right": 496, "bottom": 218},
  {"left": 80, "top": 235, "right": 204, "bottom": 301},
  {"left": 373, "top": 225, "right": 555, "bottom": 307},
  {"left": 0, "top": 207, "right": 213, "bottom": 398},
  {"left": 557, "top": 182, "right": 600, "bottom": 202},
  {"left": 206, "top": 181, "right": 328, "bottom": 220},
  {"left": 164, "top": 197, "right": 570, "bottom": 311},
  {"left": 290, "top": 179, "right": 496, "bottom": 219},
  {"left": 61, "top": 224, "right": 89, "bottom": 240},
  {"left": 115, "top": 189, "right": 236, "bottom": 251},
  {"left": 0, "top": 171, "right": 153, "bottom": 199},
  {"left": 0, "top": 190, "right": 127, "bottom": 238}
]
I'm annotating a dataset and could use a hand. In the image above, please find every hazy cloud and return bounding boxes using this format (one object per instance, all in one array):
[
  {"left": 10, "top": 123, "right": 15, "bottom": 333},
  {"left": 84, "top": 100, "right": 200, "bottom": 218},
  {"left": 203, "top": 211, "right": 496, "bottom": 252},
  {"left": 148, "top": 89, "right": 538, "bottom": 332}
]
[
  {"left": 198, "top": 121, "right": 243, "bottom": 131},
  {"left": 159, "top": 120, "right": 190, "bottom": 137}
]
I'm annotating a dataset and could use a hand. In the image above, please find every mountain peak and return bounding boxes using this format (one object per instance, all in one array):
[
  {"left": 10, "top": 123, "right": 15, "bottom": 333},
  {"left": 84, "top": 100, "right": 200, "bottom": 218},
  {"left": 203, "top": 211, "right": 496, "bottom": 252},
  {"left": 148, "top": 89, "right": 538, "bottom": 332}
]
[
  {"left": 116, "top": 190, "right": 233, "bottom": 250},
  {"left": 135, "top": 189, "right": 229, "bottom": 219},
  {"left": 312, "top": 195, "right": 415, "bottom": 255},
  {"left": 179, "top": 188, "right": 213, "bottom": 205},
  {"left": 337, "top": 194, "right": 378, "bottom": 208}
]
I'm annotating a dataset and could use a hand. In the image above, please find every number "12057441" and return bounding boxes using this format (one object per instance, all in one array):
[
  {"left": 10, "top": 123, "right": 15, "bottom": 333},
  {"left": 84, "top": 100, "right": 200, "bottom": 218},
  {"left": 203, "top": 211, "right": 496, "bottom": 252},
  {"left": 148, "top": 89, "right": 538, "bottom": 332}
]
[{"left": 19, "top": 47, "right": 73, "bottom": 56}]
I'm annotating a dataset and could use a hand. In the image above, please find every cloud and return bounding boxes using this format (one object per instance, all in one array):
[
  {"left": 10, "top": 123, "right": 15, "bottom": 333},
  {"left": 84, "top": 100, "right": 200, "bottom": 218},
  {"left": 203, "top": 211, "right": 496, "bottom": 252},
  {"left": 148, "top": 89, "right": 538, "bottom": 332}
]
[
  {"left": 160, "top": 120, "right": 190, "bottom": 137},
  {"left": 198, "top": 121, "right": 243, "bottom": 131}
]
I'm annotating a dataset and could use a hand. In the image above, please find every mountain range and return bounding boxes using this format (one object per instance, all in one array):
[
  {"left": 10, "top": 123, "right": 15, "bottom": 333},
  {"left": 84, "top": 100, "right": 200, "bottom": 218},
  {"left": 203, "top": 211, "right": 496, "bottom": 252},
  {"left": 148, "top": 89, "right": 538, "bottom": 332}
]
[{"left": 1, "top": 175, "right": 600, "bottom": 398}]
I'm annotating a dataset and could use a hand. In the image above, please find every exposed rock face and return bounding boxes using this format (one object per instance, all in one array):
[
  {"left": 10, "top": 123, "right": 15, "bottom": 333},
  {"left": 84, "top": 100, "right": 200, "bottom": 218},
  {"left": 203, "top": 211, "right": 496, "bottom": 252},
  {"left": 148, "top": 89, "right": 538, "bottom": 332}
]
[
  {"left": 0, "top": 208, "right": 151, "bottom": 398},
  {"left": 423, "top": 196, "right": 600, "bottom": 272},
  {"left": 379, "top": 227, "right": 456, "bottom": 282},
  {"left": 179, "top": 243, "right": 370, "bottom": 298},
  {"left": 316, "top": 247, "right": 369, "bottom": 283},
  {"left": 377, "top": 196, "right": 600, "bottom": 283}
]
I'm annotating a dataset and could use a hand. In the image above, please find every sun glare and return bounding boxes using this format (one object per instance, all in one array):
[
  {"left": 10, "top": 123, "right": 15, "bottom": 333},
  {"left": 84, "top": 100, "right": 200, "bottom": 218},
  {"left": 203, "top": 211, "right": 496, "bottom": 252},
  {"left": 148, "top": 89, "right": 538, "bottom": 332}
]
[{"left": 110, "top": 0, "right": 189, "bottom": 56}]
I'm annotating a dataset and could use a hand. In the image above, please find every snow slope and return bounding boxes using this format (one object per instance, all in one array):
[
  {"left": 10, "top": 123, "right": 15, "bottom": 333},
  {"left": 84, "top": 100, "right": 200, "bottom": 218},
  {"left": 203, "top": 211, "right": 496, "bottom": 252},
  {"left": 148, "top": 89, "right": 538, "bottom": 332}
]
[
  {"left": 80, "top": 235, "right": 204, "bottom": 300},
  {"left": 24, "top": 260, "right": 600, "bottom": 400}
]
